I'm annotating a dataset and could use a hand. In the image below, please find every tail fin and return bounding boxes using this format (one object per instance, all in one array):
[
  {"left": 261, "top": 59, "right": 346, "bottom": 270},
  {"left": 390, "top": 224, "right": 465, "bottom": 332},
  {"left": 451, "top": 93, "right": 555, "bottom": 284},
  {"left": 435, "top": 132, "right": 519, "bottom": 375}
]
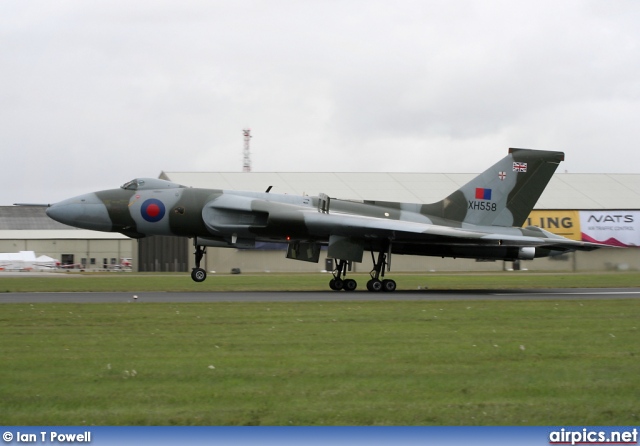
[{"left": 421, "top": 148, "right": 564, "bottom": 227}]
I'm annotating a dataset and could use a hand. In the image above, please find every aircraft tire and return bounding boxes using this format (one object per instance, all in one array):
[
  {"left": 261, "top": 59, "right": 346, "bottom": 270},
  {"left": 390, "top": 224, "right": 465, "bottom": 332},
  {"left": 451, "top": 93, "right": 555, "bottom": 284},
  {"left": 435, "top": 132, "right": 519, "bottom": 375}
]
[
  {"left": 366, "top": 279, "right": 382, "bottom": 292},
  {"left": 343, "top": 279, "right": 357, "bottom": 291},
  {"left": 382, "top": 279, "right": 396, "bottom": 292},
  {"left": 329, "top": 278, "right": 344, "bottom": 291},
  {"left": 191, "top": 268, "right": 207, "bottom": 283}
]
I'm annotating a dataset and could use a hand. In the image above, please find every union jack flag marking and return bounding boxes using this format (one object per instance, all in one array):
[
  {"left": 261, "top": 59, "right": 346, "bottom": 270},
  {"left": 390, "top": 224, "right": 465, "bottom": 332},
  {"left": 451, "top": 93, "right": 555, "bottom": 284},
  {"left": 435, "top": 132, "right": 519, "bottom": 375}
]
[
  {"left": 513, "top": 162, "right": 527, "bottom": 172},
  {"left": 498, "top": 171, "right": 506, "bottom": 181}
]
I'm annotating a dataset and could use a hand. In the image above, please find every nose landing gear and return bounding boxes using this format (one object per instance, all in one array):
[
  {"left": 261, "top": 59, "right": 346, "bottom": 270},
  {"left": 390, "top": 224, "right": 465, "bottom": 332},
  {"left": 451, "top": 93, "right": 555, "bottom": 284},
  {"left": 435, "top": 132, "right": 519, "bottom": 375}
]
[{"left": 191, "top": 242, "right": 207, "bottom": 282}]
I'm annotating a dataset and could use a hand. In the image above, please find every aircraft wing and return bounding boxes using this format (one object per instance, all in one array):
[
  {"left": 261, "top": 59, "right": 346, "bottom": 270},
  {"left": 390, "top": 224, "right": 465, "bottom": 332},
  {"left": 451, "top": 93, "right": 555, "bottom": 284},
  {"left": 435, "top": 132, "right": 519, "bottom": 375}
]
[
  {"left": 302, "top": 209, "right": 602, "bottom": 251},
  {"left": 307, "top": 210, "right": 490, "bottom": 240},
  {"left": 204, "top": 194, "right": 602, "bottom": 252}
]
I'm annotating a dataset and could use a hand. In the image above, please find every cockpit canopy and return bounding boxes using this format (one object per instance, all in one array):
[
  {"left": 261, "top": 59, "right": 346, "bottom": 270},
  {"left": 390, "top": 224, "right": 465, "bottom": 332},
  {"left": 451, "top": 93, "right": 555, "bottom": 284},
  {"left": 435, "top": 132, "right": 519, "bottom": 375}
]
[{"left": 121, "top": 178, "right": 186, "bottom": 191}]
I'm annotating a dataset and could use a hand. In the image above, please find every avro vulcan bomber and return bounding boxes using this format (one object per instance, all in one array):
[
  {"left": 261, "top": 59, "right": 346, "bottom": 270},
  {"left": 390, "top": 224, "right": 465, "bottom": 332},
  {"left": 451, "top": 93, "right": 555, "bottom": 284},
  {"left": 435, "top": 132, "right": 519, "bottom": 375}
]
[{"left": 44, "top": 148, "right": 601, "bottom": 292}]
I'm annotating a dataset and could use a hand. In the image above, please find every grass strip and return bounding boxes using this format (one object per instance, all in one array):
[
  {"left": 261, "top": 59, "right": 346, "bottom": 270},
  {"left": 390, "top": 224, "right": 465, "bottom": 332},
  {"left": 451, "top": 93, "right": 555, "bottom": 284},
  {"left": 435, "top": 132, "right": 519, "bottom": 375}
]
[
  {"left": 0, "top": 299, "right": 638, "bottom": 425},
  {"left": 0, "top": 271, "right": 638, "bottom": 292}
]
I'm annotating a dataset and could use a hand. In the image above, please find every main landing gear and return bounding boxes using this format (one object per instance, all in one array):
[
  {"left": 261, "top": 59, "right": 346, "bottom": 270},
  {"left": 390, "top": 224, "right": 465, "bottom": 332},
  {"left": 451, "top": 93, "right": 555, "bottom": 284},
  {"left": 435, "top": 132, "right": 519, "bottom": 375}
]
[
  {"left": 329, "top": 259, "right": 358, "bottom": 291},
  {"left": 366, "top": 249, "right": 396, "bottom": 292},
  {"left": 191, "top": 242, "right": 207, "bottom": 282},
  {"left": 328, "top": 246, "right": 397, "bottom": 292}
]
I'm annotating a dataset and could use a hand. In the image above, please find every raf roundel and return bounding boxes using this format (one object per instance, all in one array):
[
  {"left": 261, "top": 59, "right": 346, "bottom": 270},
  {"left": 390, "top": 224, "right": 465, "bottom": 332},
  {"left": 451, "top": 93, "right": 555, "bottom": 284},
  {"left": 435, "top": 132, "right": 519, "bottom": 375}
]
[{"left": 141, "top": 199, "right": 166, "bottom": 223}]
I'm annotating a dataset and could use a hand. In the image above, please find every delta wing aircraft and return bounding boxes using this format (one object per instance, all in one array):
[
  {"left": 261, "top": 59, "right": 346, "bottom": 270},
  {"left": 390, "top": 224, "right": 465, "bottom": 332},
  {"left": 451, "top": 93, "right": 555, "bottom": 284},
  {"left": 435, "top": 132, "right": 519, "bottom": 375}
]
[{"left": 44, "top": 148, "right": 601, "bottom": 292}]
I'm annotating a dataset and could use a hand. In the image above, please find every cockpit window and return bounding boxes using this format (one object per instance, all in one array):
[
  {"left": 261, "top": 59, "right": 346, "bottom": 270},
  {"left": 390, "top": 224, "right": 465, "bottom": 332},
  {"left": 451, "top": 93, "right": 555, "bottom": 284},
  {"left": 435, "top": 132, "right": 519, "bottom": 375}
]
[
  {"left": 121, "top": 178, "right": 185, "bottom": 190},
  {"left": 121, "top": 179, "right": 145, "bottom": 190}
]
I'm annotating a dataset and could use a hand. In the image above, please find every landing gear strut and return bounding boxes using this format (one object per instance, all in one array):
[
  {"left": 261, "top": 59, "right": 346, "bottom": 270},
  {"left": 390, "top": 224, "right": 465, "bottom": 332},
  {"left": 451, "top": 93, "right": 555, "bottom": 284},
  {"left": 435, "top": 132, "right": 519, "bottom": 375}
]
[
  {"left": 329, "top": 259, "right": 357, "bottom": 291},
  {"left": 327, "top": 241, "right": 397, "bottom": 292},
  {"left": 366, "top": 249, "right": 396, "bottom": 292},
  {"left": 191, "top": 242, "right": 207, "bottom": 282}
]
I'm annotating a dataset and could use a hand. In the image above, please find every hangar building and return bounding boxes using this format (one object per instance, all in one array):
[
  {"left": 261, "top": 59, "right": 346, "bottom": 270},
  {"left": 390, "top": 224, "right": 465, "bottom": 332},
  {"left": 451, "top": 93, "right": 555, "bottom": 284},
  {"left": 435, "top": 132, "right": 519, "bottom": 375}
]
[
  {"left": 0, "top": 206, "right": 134, "bottom": 271},
  {"left": 1, "top": 172, "right": 638, "bottom": 274}
]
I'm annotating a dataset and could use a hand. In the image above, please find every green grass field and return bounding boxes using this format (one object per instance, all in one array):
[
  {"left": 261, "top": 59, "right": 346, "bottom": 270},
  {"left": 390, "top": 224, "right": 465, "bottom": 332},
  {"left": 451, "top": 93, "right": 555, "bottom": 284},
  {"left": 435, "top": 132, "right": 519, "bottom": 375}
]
[
  {"left": 0, "top": 271, "right": 639, "bottom": 292},
  {"left": 1, "top": 295, "right": 639, "bottom": 425}
]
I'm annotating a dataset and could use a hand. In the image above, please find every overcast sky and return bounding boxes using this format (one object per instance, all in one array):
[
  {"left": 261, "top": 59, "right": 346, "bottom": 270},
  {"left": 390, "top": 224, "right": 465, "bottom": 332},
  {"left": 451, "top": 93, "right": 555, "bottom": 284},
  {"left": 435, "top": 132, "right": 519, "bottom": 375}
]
[{"left": 2, "top": 0, "right": 639, "bottom": 205}]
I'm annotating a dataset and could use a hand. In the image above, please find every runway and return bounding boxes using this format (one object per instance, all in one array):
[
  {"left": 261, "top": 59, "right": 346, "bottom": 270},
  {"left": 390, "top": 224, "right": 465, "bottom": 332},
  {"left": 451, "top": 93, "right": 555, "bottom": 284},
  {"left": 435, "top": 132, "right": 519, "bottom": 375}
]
[{"left": 1, "top": 288, "right": 639, "bottom": 303}]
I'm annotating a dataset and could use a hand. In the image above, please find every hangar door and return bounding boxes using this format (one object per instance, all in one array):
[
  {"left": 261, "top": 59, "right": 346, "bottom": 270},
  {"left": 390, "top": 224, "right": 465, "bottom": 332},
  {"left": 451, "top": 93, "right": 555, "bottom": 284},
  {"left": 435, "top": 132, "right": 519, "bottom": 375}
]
[{"left": 137, "top": 235, "right": 188, "bottom": 272}]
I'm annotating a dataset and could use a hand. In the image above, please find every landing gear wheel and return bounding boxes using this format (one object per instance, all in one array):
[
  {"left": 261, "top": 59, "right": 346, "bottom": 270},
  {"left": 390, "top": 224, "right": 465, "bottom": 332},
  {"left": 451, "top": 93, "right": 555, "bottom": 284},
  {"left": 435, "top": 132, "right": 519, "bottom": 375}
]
[
  {"left": 367, "top": 279, "right": 382, "bottom": 292},
  {"left": 343, "top": 278, "right": 357, "bottom": 291},
  {"left": 329, "top": 278, "right": 344, "bottom": 291},
  {"left": 367, "top": 242, "right": 397, "bottom": 292},
  {"left": 191, "top": 242, "right": 207, "bottom": 283},
  {"left": 191, "top": 268, "right": 207, "bottom": 283},
  {"left": 382, "top": 279, "right": 396, "bottom": 292}
]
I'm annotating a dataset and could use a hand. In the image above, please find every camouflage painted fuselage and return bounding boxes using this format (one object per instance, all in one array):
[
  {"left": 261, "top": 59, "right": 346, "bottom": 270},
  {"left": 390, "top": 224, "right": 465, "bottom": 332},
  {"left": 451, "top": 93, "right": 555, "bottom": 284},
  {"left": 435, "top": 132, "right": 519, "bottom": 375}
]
[{"left": 46, "top": 149, "right": 601, "bottom": 265}]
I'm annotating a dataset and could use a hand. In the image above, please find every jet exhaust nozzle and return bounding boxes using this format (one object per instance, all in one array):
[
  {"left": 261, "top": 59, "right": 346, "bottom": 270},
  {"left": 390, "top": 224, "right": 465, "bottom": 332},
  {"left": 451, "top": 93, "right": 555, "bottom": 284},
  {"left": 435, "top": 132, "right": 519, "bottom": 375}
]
[{"left": 517, "top": 247, "right": 536, "bottom": 260}]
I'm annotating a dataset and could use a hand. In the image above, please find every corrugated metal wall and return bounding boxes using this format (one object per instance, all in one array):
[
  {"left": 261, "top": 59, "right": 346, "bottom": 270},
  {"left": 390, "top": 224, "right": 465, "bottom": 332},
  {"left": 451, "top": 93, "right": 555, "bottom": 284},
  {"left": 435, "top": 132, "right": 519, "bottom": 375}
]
[{"left": 137, "top": 235, "right": 189, "bottom": 272}]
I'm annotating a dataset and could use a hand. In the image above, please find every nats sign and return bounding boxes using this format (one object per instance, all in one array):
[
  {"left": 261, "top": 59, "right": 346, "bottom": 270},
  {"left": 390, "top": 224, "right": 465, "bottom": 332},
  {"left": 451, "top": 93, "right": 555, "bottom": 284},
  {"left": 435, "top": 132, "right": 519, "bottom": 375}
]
[
  {"left": 525, "top": 210, "right": 640, "bottom": 247},
  {"left": 579, "top": 211, "right": 639, "bottom": 247}
]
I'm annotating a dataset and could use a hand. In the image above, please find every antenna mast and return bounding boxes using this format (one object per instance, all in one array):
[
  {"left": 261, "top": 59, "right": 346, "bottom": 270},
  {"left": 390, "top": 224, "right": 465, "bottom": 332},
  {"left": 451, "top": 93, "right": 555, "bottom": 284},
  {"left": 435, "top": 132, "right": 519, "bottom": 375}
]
[{"left": 242, "top": 128, "right": 252, "bottom": 172}]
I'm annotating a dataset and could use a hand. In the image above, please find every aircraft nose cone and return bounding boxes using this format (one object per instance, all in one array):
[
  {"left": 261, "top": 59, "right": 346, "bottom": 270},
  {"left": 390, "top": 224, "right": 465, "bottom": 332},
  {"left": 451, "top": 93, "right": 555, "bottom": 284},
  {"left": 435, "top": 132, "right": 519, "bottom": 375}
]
[{"left": 46, "top": 193, "right": 113, "bottom": 232}]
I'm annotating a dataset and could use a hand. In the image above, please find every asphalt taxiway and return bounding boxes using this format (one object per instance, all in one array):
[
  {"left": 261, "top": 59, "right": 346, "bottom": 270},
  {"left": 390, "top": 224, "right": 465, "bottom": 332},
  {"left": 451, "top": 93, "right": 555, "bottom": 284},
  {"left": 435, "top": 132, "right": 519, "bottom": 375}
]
[{"left": 0, "top": 288, "right": 639, "bottom": 303}]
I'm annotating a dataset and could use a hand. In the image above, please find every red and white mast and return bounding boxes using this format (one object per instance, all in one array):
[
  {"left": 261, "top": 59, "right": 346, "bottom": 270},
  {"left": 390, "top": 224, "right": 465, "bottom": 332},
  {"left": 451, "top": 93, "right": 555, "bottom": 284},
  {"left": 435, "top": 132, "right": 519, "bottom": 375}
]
[{"left": 242, "top": 128, "right": 252, "bottom": 172}]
